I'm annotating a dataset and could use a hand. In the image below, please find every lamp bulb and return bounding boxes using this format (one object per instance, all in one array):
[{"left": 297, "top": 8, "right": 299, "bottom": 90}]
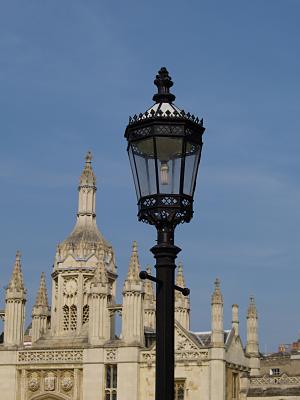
[{"left": 160, "top": 162, "right": 169, "bottom": 185}]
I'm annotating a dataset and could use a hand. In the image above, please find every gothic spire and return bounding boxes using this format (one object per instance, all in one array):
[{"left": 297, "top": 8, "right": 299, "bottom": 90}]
[
  {"left": 8, "top": 251, "right": 25, "bottom": 292},
  {"left": 246, "top": 295, "right": 259, "bottom": 367},
  {"left": 211, "top": 278, "right": 224, "bottom": 346},
  {"left": 79, "top": 151, "right": 96, "bottom": 189},
  {"left": 78, "top": 151, "right": 97, "bottom": 217},
  {"left": 4, "top": 251, "right": 26, "bottom": 346},
  {"left": 211, "top": 278, "right": 223, "bottom": 305},
  {"left": 247, "top": 296, "right": 257, "bottom": 318},
  {"left": 34, "top": 272, "right": 48, "bottom": 307},
  {"left": 126, "top": 241, "right": 141, "bottom": 282}
]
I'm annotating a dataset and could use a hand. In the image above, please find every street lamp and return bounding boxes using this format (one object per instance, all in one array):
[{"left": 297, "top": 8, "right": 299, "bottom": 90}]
[{"left": 124, "top": 67, "right": 205, "bottom": 400}]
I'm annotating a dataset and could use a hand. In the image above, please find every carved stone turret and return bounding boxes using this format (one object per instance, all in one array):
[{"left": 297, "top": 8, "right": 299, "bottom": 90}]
[
  {"left": 4, "top": 251, "right": 26, "bottom": 346},
  {"left": 211, "top": 278, "right": 224, "bottom": 346},
  {"left": 121, "top": 241, "right": 144, "bottom": 345},
  {"left": 175, "top": 262, "right": 190, "bottom": 330},
  {"left": 88, "top": 260, "right": 110, "bottom": 344},
  {"left": 51, "top": 153, "right": 117, "bottom": 337},
  {"left": 210, "top": 278, "right": 225, "bottom": 400},
  {"left": 143, "top": 265, "right": 155, "bottom": 329},
  {"left": 246, "top": 296, "right": 260, "bottom": 375},
  {"left": 32, "top": 272, "right": 49, "bottom": 343}
]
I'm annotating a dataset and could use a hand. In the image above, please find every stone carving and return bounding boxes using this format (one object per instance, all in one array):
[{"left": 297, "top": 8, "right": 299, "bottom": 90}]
[
  {"left": 141, "top": 349, "right": 208, "bottom": 365},
  {"left": 64, "top": 278, "right": 78, "bottom": 297},
  {"left": 61, "top": 372, "right": 74, "bottom": 392},
  {"left": 28, "top": 372, "right": 40, "bottom": 392},
  {"left": 105, "top": 348, "right": 117, "bottom": 361},
  {"left": 44, "top": 372, "right": 56, "bottom": 391},
  {"left": 173, "top": 326, "right": 208, "bottom": 361},
  {"left": 175, "top": 328, "right": 198, "bottom": 352},
  {"left": 83, "top": 277, "right": 92, "bottom": 293},
  {"left": 142, "top": 352, "right": 155, "bottom": 367},
  {"left": 250, "top": 373, "right": 300, "bottom": 386},
  {"left": 18, "top": 350, "right": 83, "bottom": 363}
]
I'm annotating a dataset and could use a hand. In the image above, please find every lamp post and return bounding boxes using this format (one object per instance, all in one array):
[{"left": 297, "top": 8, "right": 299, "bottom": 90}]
[{"left": 124, "top": 68, "right": 205, "bottom": 400}]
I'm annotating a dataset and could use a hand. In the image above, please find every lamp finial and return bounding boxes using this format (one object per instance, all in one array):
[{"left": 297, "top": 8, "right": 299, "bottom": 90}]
[{"left": 153, "top": 67, "right": 176, "bottom": 103}]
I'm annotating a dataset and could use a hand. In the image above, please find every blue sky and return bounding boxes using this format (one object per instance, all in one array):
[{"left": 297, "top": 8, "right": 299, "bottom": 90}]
[{"left": 0, "top": 1, "right": 300, "bottom": 351}]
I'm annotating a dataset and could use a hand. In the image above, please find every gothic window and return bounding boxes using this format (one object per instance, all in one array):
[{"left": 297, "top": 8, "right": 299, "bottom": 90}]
[
  {"left": 175, "top": 380, "right": 185, "bottom": 400},
  {"left": 70, "top": 305, "right": 77, "bottom": 331},
  {"left": 83, "top": 304, "right": 89, "bottom": 324},
  {"left": 63, "top": 305, "right": 69, "bottom": 331},
  {"left": 105, "top": 364, "right": 117, "bottom": 400},
  {"left": 232, "top": 372, "right": 239, "bottom": 400}
]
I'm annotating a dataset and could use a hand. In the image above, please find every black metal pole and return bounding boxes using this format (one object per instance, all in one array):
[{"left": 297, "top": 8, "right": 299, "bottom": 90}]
[{"left": 151, "top": 226, "right": 181, "bottom": 400}]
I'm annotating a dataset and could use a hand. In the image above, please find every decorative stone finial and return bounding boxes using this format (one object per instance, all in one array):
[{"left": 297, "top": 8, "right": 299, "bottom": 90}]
[
  {"left": 146, "top": 265, "right": 151, "bottom": 274},
  {"left": 176, "top": 262, "right": 186, "bottom": 290},
  {"left": 153, "top": 67, "right": 176, "bottom": 104},
  {"left": 85, "top": 151, "right": 92, "bottom": 163},
  {"left": 16, "top": 250, "right": 21, "bottom": 261},
  {"left": 126, "top": 240, "right": 141, "bottom": 281},
  {"left": 144, "top": 265, "right": 155, "bottom": 300},
  {"left": 211, "top": 278, "right": 223, "bottom": 305},
  {"left": 79, "top": 151, "right": 96, "bottom": 188},
  {"left": 35, "top": 272, "right": 49, "bottom": 307},
  {"left": 247, "top": 295, "right": 257, "bottom": 318},
  {"left": 8, "top": 250, "right": 25, "bottom": 292}
]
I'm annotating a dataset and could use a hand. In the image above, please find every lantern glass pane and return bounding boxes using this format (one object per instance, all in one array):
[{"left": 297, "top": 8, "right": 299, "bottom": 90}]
[
  {"left": 131, "top": 138, "right": 157, "bottom": 197},
  {"left": 155, "top": 137, "right": 183, "bottom": 194},
  {"left": 128, "top": 145, "right": 141, "bottom": 199},
  {"left": 183, "top": 142, "right": 201, "bottom": 196}
]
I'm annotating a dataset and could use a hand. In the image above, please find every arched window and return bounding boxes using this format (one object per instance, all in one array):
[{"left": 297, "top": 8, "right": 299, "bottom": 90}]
[
  {"left": 83, "top": 304, "right": 89, "bottom": 324},
  {"left": 105, "top": 364, "right": 117, "bottom": 400}
]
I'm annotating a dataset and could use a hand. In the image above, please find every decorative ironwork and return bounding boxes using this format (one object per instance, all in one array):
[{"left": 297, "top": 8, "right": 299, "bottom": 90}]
[
  {"left": 129, "top": 110, "right": 203, "bottom": 127},
  {"left": 138, "top": 194, "right": 193, "bottom": 226},
  {"left": 128, "top": 121, "right": 203, "bottom": 144}
]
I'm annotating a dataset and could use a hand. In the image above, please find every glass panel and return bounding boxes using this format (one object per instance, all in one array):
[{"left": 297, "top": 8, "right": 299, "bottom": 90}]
[
  {"left": 155, "top": 137, "right": 183, "bottom": 194},
  {"left": 106, "top": 366, "right": 111, "bottom": 388},
  {"left": 112, "top": 365, "right": 117, "bottom": 388},
  {"left": 105, "top": 391, "right": 110, "bottom": 400},
  {"left": 112, "top": 390, "right": 117, "bottom": 400},
  {"left": 183, "top": 142, "right": 201, "bottom": 196},
  {"left": 131, "top": 138, "right": 157, "bottom": 197},
  {"left": 128, "top": 146, "right": 141, "bottom": 200}
]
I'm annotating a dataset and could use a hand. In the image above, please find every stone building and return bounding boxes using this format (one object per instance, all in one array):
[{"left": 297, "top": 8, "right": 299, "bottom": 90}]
[
  {"left": 248, "top": 336, "right": 300, "bottom": 400},
  {"left": 0, "top": 153, "right": 260, "bottom": 400}
]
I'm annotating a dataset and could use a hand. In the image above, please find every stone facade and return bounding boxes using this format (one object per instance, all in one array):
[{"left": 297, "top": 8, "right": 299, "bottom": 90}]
[{"left": 0, "top": 153, "right": 262, "bottom": 400}]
